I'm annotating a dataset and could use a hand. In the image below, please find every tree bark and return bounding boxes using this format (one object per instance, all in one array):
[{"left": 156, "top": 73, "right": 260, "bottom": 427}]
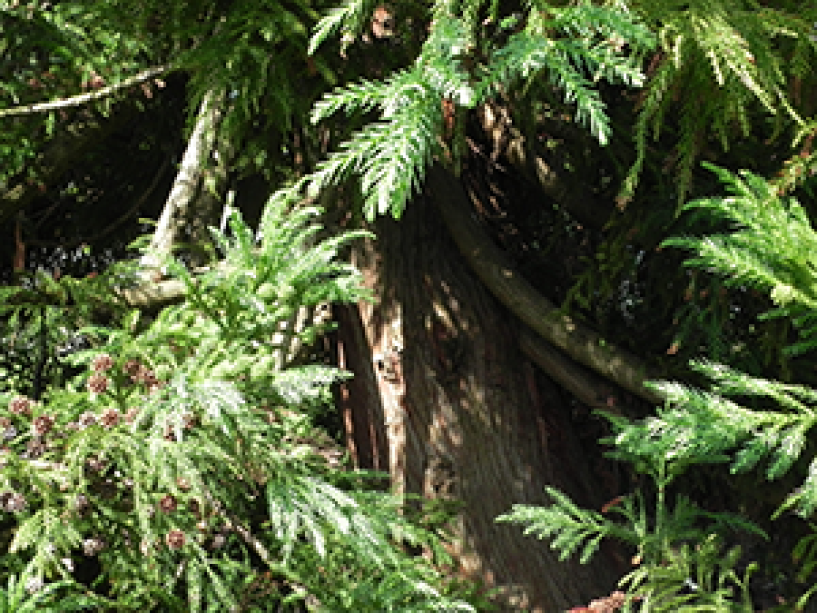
[
  {"left": 337, "top": 181, "right": 621, "bottom": 610},
  {"left": 142, "top": 89, "right": 227, "bottom": 273},
  {"left": 477, "top": 102, "right": 608, "bottom": 232}
]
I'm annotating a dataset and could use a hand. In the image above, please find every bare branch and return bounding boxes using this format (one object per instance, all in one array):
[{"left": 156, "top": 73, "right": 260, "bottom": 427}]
[{"left": 0, "top": 65, "right": 169, "bottom": 119}]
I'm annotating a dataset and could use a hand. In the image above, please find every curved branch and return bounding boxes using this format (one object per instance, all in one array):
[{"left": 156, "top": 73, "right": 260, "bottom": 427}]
[
  {"left": 114, "top": 277, "right": 188, "bottom": 309},
  {"left": 519, "top": 328, "right": 624, "bottom": 413},
  {"left": 0, "top": 66, "right": 169, "bottom": 119},
  {"left": 427, "top": 164, "right": 664, "bottom": 405}
]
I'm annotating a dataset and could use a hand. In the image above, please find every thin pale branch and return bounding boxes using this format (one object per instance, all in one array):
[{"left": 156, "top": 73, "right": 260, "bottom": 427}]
[{"left": 0, "top": 65, "right": 169, "bottom": 119}]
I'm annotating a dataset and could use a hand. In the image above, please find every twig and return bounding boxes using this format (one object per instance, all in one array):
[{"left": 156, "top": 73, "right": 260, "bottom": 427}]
[{"left": 0, "top": 65, "right": 169, "bottom": 119}]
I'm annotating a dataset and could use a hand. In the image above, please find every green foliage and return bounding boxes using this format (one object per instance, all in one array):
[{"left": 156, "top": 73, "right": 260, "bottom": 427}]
[
  {"left": 498, "top": 452, "right": 763, "bottom": 610},
  {"left": 0, "top": 1, "right": 156, "bottom": 178},
  {"left": 307, "top": 17, "right": 470, "bottom": 220},
  {"left": 0, "top": 270, "right": 129, "bottom": 396},
  {"left": 0, "top": 567, "right": 103, "bottom": 612},
  {"left": 620, "top": 0, "right": 817, "bottom": 204},
  {"left": 0, "top": 200, "right": 475, "bottom": 611},
  {"left": 481, "top": 3, "right": 654, "bottom": 145},
  {"left": 550, "top": 1, "right": 817, "bottom": 374},
  {"left": 0, "top": 0, "right": 339, "bottom": 194},
  {"left": 666, "top": 164, "right": 817, "bottom": 354},
  {"left": 496, "top": 163, "right": 817, "bottom": 606},
  {"left": 509, "top": 165, "right": 817, "bottom": 608},
  {"left": 308, "top": 0, "right": 379, "bottom": 56},
  {"left": 590, "top": 168, "right": 817, "bottom": 533},
  {"left": 306, "top": 0, "right": 654, "bottom": 220},
  {"left": 499, "top": 486, "right": 638, "bottom": 565},
  {"left": 619, "top": 535, "right": 755, "bottom": 612},
  {"left": 6, "top": 0, "right": 817, "bottom": 609},
  {"left": 632, "top": 362, "right": 817, "bottom": 517},
  {"left": 789, "top": 523, "right": 817, "bottom": 610}
]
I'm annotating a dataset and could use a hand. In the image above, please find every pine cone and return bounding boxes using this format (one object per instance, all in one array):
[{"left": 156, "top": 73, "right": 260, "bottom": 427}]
[
  {"left": 91, "top": 353, "right": 115, "bottom": 372},
  {"left": 86, "top": 373, "right": 109, "bottom": 395},
  {"left": 133, "top": 366, "right": 158, "bottom": 387},
  {"left": 123, "top": 359, "right": 141, "bottom": 376},
  {"left": 165, "top": 529, "right": 186, "bottom": 550},
  {"left": 32, "top": 414, "right": 55, "bottom": 436},
  {"left": 158, "top": 494, "right": 177, "bottom": 513},
  {"left": 9, "top": 396, "right": 32, "bottom": 416},
  {"left": 99, "top": 408, "right": 120, "bottom": 429}
]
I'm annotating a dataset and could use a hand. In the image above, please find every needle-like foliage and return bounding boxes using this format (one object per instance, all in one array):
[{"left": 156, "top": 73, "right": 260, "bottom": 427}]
[
  {"left": 666, "top": 163, "right": 817, "bottom": 345},
  {"left": 0, "top": 199, "right": 475, "bottom": 610},
  {"left": 614, "top": 166, "right": 817, "bottom": 520},
  {"left": 497, "top": 162, "right": 817, "bottom": 608},
  {"left": 620, "top": 0, "right": 817, "bottom": 203},
  {"left": 306, "top": 0, "right": 654, "bottom": 220},
  {"left": 498, "top": 456, "right": 763, "bottom": 611}
]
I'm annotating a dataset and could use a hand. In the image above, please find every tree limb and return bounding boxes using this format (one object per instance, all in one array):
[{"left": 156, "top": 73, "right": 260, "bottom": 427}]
[
  {"left": 427, "top": 164, "right": 664, "bottom": 405},
  {"left": 0, "top": 66, "right": 168, "bottom": 118},
  {"left": 115, "top": 277, "right": 189, "bottom": 309},
  {"left": 519, "top": 328, "right": 629, "bottom": 412},
  {"left": 141, "top": 89, "right": 225, "bottom": 272}
]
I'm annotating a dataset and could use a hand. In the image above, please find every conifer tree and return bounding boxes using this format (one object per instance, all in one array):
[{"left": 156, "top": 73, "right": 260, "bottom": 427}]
[{"left": 3, "top": 0, "right": 817, "bottom": 608}]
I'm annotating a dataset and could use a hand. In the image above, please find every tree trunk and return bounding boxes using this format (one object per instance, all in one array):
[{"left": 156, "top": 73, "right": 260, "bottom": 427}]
[{"left": 337, "top": 176, "right": 621, "bottom": 610}]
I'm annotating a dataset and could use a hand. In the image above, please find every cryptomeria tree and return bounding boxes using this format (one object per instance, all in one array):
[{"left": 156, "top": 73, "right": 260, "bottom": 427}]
[{"left": 2, "top": 0, "right": 817, "bottom": 609}]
